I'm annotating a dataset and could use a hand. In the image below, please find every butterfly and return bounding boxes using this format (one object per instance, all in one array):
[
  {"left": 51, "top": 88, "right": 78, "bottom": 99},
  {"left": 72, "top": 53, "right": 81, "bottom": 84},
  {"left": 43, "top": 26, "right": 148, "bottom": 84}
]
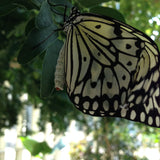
[{"left": 54, "top": 7, "right": 160, "bottom": 128}]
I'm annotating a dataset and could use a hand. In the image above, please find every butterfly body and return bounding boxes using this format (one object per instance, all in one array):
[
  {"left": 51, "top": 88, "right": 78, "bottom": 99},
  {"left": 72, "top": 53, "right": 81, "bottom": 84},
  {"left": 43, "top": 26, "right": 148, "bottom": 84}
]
[{"left": 55, "top": 8, "right": 160, "bottom": 127}]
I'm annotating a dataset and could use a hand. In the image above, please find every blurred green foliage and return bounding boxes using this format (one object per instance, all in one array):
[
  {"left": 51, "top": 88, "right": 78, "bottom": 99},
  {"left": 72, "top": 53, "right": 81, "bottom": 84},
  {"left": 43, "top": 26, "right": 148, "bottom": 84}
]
[
  {"left": 20, "top": 136, "right": 52, "bottom": 157},
  {"left": 0, "top": 0, "right": 160, "bottom": 159}
]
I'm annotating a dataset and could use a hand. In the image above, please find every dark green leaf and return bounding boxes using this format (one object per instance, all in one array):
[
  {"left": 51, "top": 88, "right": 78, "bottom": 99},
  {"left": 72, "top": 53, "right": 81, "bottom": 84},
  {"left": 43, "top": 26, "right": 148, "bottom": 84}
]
[
  {"left": 31, "top": 0, "right": 44, "bottom": 7},
  {"left": 90, "top": 6, "right": 125, "bottom": 23},
  {"left": 0, "top": 0, "right": 16, "bottom": 16},
  {"left": 41, "top": 39, "right": 63, "bottom": 97},
  {"left": 52, "top": 90, "right": 74, "bottom": 110},
  {"left": 39, "top": 141, "right": 52, "bottom": 154},
  {"left": 52, "top": 0, "right": 72, "bottom": 7},
  {"left": 13, "top": 0, "right": 37, "bottom": 10},
  {"left": 36, "top": 1, "right": 53, "bottom": 29},
  {"left": 17, "top": 24, "right": 58, "bottom": 64},
  {"left": 48, "top": 0, "right": 72, "bottom": 17},
  {"left": 25, "top": 17, "right": 36, "bottom": 35},
  {"left": 76, "top": 0, "right": 111, "bottom": 8}
]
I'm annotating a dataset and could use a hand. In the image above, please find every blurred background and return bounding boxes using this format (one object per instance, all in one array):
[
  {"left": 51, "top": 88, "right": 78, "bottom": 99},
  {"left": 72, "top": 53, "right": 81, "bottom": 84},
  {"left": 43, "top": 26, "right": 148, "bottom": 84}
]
[{"left": 0, "top": 0, "right": 160, "bottom": 159}]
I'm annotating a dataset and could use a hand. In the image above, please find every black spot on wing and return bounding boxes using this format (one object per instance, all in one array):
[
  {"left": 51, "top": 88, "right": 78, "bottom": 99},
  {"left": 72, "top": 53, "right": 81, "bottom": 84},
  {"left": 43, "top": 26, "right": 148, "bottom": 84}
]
[
  {"left": 91, "top": 82, "right": 97, "bottom": 88},
  {"left": 107, "top": 82, "right": 112, "bottom": 89},
  {"left": 126, "top": 44, "right": 131, "bottom": 49},
  {"left": 122, "top": 75, "right": 126, "bottom": 80},
  {"left": 95, "top": 25, "right": 101, "bottom": 29},
  {"left": 97, "top": 52, "right": 101, "bottom": 56},
  {"left": 83, "top": 57, "right": 87, "bottom": 61},
  {"left": 127, "top": 61, "right": 132, "bottom": 66}
]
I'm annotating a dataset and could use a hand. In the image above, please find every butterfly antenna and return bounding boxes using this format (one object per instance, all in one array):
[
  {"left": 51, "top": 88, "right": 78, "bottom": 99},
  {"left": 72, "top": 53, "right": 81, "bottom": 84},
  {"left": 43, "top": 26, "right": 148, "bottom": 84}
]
[
  {"left": 47, "top": 0, "right": 68, "bottom": 21},
  {"left": 63, "top": 5, "right": 67, "bottom": 22}
]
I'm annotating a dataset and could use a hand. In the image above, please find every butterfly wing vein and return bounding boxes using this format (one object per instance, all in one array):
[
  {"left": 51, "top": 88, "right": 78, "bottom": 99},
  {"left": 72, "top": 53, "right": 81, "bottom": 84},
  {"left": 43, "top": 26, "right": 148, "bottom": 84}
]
[{"left": 58, "top": 13, "right": 160, "bottom": 127}]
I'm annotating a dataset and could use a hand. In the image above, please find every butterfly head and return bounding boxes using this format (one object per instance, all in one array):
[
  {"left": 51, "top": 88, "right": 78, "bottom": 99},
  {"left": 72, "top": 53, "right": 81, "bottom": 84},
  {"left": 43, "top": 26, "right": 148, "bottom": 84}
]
[{"left": 63, "top": 7, "right": 80, "bottom": 32}]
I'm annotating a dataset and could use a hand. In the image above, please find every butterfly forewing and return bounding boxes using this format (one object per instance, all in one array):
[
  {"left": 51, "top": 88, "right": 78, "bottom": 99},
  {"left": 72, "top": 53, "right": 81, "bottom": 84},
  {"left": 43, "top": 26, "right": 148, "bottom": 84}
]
[{"left": 61, "top": 11, "right": 160, "bottom": 127}]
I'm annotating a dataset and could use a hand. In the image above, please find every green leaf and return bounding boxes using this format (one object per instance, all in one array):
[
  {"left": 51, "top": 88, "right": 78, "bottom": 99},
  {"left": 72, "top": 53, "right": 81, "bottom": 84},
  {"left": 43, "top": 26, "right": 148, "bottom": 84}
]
[
  {"left": 36, "top": 1, "right": 53, "bottom": 29},
  {"left": 21, "top": 137, "right": 40, "bottom": 156},
  {"left": 39, "top": 141, "right": 52, "bottom": 154},
  {"left": 76, "top": 0, "right": 111, "bottom": 8},
  {"left": 90, "top": 7, "right": 125, "bottom": 23},
  {"left": 20, "top": 137, "right": 52, "bottom": 156},
  {"left": 31, "top": 0, "right": 44, "bottom": 7},
  {"left": 52, "top": 90, "right": 74, "bottom": 111},
  {"left": 13, "top": 0, "right": 37, "bottom": 10},
  {"left": 17, "top": 24, "right": 58, "bottom": 64},
  {"left": 52, "top": 0, "right": 72, "bottom": 7},
  {"left": 48, "top": 0, "right": 72, "bottom": 17},
  {"left": 0, "top": 0, "right": 16, "bottom": 16},
  {"left": 41, "top": 39, "right": 63, "bottom": 97},
  {"left": 25, "top": 17, "right": 36, "bottom": 35}
]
